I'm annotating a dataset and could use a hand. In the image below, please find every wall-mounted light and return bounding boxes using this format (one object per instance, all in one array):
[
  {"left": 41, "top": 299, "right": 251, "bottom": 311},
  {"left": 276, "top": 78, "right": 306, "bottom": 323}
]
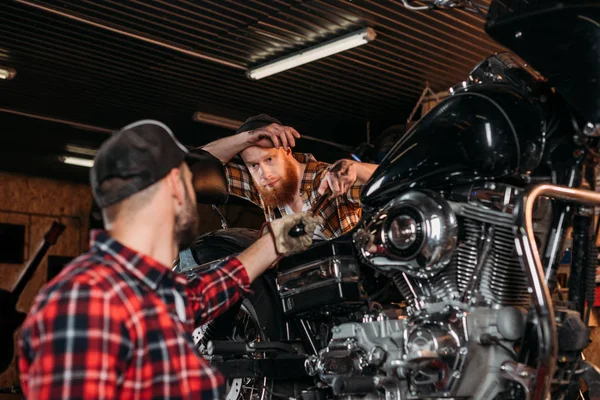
[
  {"left": 59, "top": 156, "right": 94, "bottom": 168},
  {"left": 0, "top": 66, "right": 16, "bottom": 80},
  {"left": 247, "top": 27, "right": 376, "bottom": 80}
]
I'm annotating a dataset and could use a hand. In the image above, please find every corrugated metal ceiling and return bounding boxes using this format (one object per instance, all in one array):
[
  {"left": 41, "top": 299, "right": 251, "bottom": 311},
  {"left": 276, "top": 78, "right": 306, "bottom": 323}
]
[{"left": 0, "top": 0, "right": 504, "bottom": 181}]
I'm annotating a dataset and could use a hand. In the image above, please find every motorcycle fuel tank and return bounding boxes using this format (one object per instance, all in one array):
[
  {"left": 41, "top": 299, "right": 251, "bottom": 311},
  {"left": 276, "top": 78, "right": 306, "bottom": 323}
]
[{"left": 361, "top": 84, "right": 547, "bottom": 208}]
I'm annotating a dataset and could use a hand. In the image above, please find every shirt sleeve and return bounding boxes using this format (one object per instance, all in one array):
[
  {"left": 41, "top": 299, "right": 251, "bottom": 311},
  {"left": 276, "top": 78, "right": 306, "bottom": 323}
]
[
  {"left": 225, "top": 158, "right": 261, "bottom": 206},
  {"left": 185, "top": 256, "right": 252, "bottom": 326},
  {"left": 346, "top": 182, "right": 363, "bottom": 204},
  {"left": 19, "top": 282, "right": 133, "bottom": 400},
  {"left": 316, "top": 165, "right": 362, "bottom": 205}
]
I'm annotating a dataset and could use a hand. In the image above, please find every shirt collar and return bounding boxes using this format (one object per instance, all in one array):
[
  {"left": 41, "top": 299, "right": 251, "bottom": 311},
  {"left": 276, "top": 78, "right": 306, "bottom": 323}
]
[
  {"left": 90, "top": 230, "right": 172, "bottom": 290},
  {"left": 293, "top": 153, "right": 319, "bottom": 194}
]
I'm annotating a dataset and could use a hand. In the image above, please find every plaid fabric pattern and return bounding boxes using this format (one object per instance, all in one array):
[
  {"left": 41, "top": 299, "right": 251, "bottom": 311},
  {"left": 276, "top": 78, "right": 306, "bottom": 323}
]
[
  {"left": 226, "top": 153, "right": 362, "bottom": 238},
  {"left": 19, "top": 230, "right": 250, "bottom": 400}
]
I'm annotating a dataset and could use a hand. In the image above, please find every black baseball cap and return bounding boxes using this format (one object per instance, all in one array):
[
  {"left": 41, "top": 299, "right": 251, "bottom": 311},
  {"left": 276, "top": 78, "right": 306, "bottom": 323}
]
[
  {"left": 235, "top": 114, "right": 282, "bottom": 134},
  {"left": 91, "top": 119, "right": 204, "bottom": 208}
]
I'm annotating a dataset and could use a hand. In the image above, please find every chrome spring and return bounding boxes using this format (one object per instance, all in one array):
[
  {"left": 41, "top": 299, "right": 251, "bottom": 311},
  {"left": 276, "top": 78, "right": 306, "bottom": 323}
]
[{"left": 392, "top": 272, "right": 415, "bottom": 305}]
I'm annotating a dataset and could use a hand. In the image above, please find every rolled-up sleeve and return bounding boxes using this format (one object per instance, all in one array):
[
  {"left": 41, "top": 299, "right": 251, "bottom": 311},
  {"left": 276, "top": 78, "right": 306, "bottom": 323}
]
[
  {"left": 225, "top": 159, "right": 261, "bottom": 206},
  {"left": 185, "top": 256, "right": 252, "bottom": 326},
  {"left": 346, "top": 182, "right": 363, "bottom": 204}
]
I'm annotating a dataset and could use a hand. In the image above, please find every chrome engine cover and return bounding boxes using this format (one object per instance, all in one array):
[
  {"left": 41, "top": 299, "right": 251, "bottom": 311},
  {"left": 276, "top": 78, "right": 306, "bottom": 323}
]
[
  {"left": 319, "top": 183, "right": 548, "bottom": 399},
  {"left": 307, "top": 305, "right": 523, "bottom": 399},
  {"left": 356, "top": 183, "right": 546, "bottom": 309},
  {"left": 354, "top": 190, "right": 458, "bottom": 279}
]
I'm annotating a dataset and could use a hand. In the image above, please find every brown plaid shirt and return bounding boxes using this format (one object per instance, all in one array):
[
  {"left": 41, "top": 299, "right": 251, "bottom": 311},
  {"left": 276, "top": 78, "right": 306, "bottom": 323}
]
[{"left": 225, "top": 153, "right": 363, "bottom": 239}]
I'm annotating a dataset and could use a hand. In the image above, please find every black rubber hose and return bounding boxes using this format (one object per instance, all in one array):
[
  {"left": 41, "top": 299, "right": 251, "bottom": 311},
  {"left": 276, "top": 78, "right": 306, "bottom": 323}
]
[
  {"left": 206, "top": 341, "right": 248, "bottom": 356},
  {"left": 332, "top": 377, "right": 376, "bottom": 395}
]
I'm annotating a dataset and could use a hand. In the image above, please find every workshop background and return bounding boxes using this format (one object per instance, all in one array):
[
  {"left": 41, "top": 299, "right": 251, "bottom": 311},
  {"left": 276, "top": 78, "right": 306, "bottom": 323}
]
[{"left": 1, "top": 0, "right": 598, "bottom": 394}]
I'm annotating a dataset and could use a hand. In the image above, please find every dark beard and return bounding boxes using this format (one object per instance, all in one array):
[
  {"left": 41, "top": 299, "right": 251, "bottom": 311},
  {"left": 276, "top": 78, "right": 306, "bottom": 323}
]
[
  {"left": 258, "top": 159, "right": 299, "bottom": 208},
  {"left": 174, "top": 183, "right": 199, "bottom": 251}
]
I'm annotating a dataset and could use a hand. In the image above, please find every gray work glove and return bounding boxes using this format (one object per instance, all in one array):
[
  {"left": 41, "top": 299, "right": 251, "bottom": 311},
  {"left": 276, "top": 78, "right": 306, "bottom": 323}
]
[{"left": 262, "top": 212, "right": 324, "bottom": 256}]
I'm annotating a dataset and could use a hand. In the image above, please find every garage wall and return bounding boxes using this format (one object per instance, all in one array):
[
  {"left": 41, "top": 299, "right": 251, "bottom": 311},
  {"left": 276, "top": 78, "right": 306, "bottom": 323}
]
[
  {"left": 0, "top": 171, "right": 264, "bottom": 390},
  {"left": 0, "top": 171, "right": 93, "bottom": 389}
]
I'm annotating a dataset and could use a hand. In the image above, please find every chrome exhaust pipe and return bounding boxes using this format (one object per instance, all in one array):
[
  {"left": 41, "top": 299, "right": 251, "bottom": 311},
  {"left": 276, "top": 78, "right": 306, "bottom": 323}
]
[{"left": 514, "top": 184, "right": 600, "bottom": 400}]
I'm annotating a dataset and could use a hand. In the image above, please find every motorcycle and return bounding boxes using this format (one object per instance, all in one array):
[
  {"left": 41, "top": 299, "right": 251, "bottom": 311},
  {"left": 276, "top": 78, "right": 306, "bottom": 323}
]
[{"left": 177, "top": 1, "right": 600, "bottom": 399}]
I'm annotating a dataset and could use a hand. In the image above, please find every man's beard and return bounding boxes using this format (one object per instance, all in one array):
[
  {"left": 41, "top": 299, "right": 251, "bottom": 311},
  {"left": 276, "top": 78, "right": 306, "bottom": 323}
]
[
  {"left": 174, "top": 183, "right": 199, "bottom": 251},
  {"left": 258, "top": 158, "right": 299, "bottom": 208}
]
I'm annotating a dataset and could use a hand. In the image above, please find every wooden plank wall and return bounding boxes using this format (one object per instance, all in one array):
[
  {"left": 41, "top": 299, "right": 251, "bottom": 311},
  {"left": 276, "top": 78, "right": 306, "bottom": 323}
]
[
  {"left": 0, "top": 172, "right": 93, "bottom": 390},
  {"left": 0, "top": 172, "right": 264, "bottom": 391}
]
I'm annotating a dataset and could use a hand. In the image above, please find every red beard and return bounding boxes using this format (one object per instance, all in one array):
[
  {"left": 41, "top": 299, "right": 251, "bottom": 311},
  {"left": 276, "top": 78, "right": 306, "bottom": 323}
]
[{"left": 257, "top": 158, "right": 299, "bottom": 208}]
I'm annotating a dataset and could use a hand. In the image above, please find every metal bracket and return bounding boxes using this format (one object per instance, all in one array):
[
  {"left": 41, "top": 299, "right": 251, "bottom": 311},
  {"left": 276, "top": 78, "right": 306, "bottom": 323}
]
[{"left": 500, "top": 361, "right": 535, "bottom": 398}]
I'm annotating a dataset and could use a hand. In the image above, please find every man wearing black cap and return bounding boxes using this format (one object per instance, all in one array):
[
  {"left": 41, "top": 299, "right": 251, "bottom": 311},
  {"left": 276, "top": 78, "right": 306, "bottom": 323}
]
[
  {"left": 202, "top": 114, "right": 378, "bottom": 239},
  {"left": 18, "top": 120, "right": 321, "bottom": 399}
]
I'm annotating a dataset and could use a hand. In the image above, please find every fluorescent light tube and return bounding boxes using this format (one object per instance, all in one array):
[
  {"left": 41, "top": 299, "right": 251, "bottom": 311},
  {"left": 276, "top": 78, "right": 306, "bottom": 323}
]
[
  {"left": 65, "top": 144, "right": 97, "bottom": 156},
  {"left": 247, "top": 27, "right": 376, "bottom": 80},
  {"left": 192, "top": 112, "right": 243, "bottom": 130},
  {"left": 60, "top": 156, "right": 94, "bottom": 168},
  {"left": 0, "top": 66, "right": 16, "bottom": 80}
]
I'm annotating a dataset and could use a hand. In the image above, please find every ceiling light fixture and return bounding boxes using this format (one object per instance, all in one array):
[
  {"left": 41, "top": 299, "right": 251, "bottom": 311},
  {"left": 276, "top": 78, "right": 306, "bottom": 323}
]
[
  {"left": 60, "top": 156, "right": 94, "bottom": 168},
  {"left": 192, "top": 112, "right": 244, "bottom": 130},
  {"left": 247, "top": 27, "right": 376, "bottom": 80},
  {"left": 0, "top": 66, "right": 16, "bottom": 80},
  {"left": 65, "top": 144, "right": 97, "bottom": 156}
]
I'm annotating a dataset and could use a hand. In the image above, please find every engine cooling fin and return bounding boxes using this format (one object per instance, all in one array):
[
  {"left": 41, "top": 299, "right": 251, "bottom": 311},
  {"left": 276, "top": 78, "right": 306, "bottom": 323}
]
[{"left": 394, "top": 202, "right": 530, "bottom": 308}]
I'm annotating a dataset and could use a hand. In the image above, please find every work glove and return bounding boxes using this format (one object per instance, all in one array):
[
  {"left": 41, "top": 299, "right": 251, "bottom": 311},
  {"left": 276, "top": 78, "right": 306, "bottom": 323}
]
[{"left": 261, "top": 212, "right": 324, "bottom": 257}]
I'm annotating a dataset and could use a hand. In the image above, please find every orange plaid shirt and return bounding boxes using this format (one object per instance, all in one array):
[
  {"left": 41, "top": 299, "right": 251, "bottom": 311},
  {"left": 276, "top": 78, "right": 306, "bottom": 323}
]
[{"left": 225, "top": 153, "right": 363, "bottom": 239}]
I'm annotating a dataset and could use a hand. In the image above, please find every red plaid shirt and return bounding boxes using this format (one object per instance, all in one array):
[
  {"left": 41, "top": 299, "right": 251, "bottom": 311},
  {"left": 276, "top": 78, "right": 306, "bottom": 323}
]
[
  {"left": 226, "top": 153, "right": 363, "bottom": 239},
  {"left": 19, "top": 230, "right": 250, "bottom": 399}
]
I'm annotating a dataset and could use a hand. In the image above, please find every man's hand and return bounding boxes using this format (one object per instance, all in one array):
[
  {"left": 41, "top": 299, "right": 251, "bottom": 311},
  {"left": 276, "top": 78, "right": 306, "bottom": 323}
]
[
  {"left": 238, "top": 212, "right": 323, "bottom": 282},
  {"left": 318, "top": 159, "right": 358, "bottom": 198},
  {"left": 245, "top": 123, "right": 301, "bottom": 150},
  {"left": 267, "top": 212, "right": 324, "bottom": 256}
]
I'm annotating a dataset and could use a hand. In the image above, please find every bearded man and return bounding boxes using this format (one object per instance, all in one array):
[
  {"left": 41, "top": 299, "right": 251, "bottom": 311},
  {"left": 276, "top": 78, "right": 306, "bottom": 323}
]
[
  {"left": 202, "top": 114, "right": 378, "bottom": 239},
  {"left": 18, "top": 120, "right": 321, "bottom": 399}
]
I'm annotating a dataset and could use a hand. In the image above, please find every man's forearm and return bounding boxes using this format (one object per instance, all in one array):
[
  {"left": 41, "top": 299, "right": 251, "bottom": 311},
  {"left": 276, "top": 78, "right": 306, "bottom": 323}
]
[
  {"left": 201, "top": 132, "right": 250, "bottom": 163},
  {"left": 355, "top": 161, "right": 378, "bottom": 183},
  {"left": 237, "top": 235, "right": 279, "bottom": 282}
]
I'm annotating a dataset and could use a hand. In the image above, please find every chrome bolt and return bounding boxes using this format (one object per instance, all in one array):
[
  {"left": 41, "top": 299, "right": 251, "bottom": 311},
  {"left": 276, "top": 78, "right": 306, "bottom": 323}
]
[{"left": 368, "top": 346, "right": 387, "bottom": 366}]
